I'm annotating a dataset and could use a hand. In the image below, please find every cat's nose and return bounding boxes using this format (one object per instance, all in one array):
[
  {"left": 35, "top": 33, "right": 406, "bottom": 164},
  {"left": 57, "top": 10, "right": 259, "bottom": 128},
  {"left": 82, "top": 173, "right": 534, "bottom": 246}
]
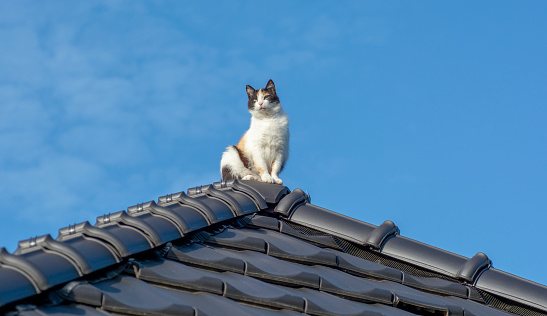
[{"left": 258, "top": 101, "right": 263, "bottom": 106}]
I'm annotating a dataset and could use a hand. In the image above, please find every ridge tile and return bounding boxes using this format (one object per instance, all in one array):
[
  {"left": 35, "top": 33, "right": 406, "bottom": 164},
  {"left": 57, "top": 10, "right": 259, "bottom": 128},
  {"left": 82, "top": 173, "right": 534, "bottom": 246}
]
[
  {"left": 234, "top": 180, "right": 290, "bottom": 204},
  {"left": 127, "top": 201, "right": 190, "bottom": 235},
  {"left": 0, "top": 265, "right": 39, "bottom": 306},
  {"left": 476, "top": 268, "right": 547, "bottom": 313},
  {"left": 94, "top": 212, "right": 155, "bottom": 254},
  {"left": 378, "top": 234, "right": 468, "bottom": 277},
  {"left": 284, "top": 203, "right": 376, "bottom": 245},
  {"left": 213, "top": 179, "right": 269, "bottom": 209}
]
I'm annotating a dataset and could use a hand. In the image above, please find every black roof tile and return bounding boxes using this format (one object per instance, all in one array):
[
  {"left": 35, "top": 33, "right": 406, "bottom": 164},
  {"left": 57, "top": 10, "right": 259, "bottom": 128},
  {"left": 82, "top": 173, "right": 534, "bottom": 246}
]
[
  {"left": 281, "top": 287, "right": 386, "bottom": 316},
  {"left": 1, "top": 179, "right": 545, "bottom": 316},
  {"left": 213, "top": 179, "right": 269, "bottom": 209},
  {"left": 167, "top": 242, "right": 247, "bottom": 273},
  {"left": 380, "top": 235, "right": 471, "bottom": 278},
  {"left": 333, "top": 248, "right": 404, "bottom": 281},
  {"left": 188, "top": 194, "right": 238, "bottom": 221},
  {"left": 401, "top": 272, "right": 469, "bottom": 298},
  {"left": 366, "top": 304, "right": 422, "bottom": 316},
  {"left": 207, "top": 227, "right": 339, "bottom": 266},
  {"left": 204, "top": 271, "right": 306, "bottom": 311},
  {"left": 456, "top": 252, "right": 492, "bottom": 283},
  {"left": 53, "top": 234, "right": 119, "bottom": 273},
  {"left": 206, "top": 227, "right": 268, "bottom": 252},
  {"left": 374, "top": 279, "right": 461, "bottom": 314},
  {"left": 132, "top": 258, "right": 225, "bottom": 294},
  {"left": 94, "top": 211, "right": 171, "bottom": 247},
  {"left": 248, "top": 215, "right": 342, "bottom": 249},
  {"left": 56, "top": 221, "right": 130, "bottom": 258},
  {"left": 14, "top": 235, "right": 93, "bottom": 275},
  {"left": 219, "top": 179, "right": 290, "bottom": 204},
  {"left": 168, "top": 243, "right": 320, "bottom": 288},
  {"left": 246, "top": 213, "right": 281, "bottom": 230},
  {"left": 0, "top": 264, "right": 38, "bottom": 306},
  {"left": 298, "top": 264, "right": 394, "bottom": 304},
  {"left": 441, "top": 296, "right": 516, "bottom": 316},
  {"left": 172, "top": 292, "right": 304, "bottom": 316},
  {"left": 92, "top": 215, "right": 154, "bottom": 255},
  {"left": 476, "top": 268, "right": 547, "bottom": 312},
  {"left": 280, "top": 202, "right": 378, "bottom": 244},
  {"left": 158, "top": 191, "right": 227, "bottom": 224},
  {"left": 187, "top": 184, "right": 258, "bottom": 216},
  {"left": 127, "top": 201, "right": 189, "bottom": 235},
  {"left": 157, "top": 198, "right": 211, "bottom": 232},
  {"left": 365, "top": 220, "right": 400, "bottom": 250},
  {"left": 0, "top": 248, "right": 49, "bottom": 294},
  {"left": 16, "top": 304, "right": 111, "bottom": 315},
  {"left": 57, "top": 224, "right": 121, "bottom": 264},
  {"left": 273, "top": 188, "right": 309, "bottom": 217},
  {"left": 65, "top": 276, "right": 197, "bottom": 315},
  {"left": 3, "top": 236, "right": 83, "bottom": 291}
]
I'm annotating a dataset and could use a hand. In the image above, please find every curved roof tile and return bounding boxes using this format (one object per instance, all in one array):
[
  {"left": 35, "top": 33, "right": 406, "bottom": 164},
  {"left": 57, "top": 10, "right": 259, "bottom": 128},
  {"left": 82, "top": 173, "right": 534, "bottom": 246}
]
[{"left": 1, "top": 180, "right": 545, "bottom": 316}]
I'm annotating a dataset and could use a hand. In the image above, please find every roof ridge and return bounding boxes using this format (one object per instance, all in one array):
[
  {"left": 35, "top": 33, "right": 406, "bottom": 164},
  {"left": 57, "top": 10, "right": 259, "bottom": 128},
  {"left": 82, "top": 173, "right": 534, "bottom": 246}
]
[
  {"left": 0, "top": 180, "right": 546, "bottom": 316},
  {"left": 267, "top": 185, "right": 547, "bottom": 315}
]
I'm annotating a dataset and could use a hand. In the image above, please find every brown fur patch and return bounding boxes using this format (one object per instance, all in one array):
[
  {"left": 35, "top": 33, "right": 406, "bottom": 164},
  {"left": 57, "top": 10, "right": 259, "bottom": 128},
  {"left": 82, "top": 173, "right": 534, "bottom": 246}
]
[
  {"left": 235, "top": 135, "right": 251, "bottom": 169},
  {"left": 221, "top": 166, "right": 234, "bottom": 180},
  {"left": 236, "top": 133, "right": 246, "bottom": 153},
  {"left": 258, "top": 86, "right": 279, "bottom": 103}
]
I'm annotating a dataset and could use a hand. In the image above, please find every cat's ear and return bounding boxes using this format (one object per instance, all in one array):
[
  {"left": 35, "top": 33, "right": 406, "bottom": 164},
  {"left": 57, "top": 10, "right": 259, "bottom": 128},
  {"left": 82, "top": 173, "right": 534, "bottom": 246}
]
[
  {"left": 246, "top": 85, "right": 256, "bottom": 99},
  {"left": 266, "top": 79, "right": 276, "bottom": 94}
]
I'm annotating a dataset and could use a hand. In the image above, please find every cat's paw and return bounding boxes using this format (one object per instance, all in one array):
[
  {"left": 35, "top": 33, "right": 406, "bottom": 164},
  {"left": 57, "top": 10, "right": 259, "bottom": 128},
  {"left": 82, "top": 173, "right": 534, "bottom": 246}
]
[
  {"left": 242, "top": 174, "right": 260, "bottom": 181},
  {"left": 272, "top": 176, "right": 283, "bottom": 185},
  {"left": 260, "top": 174, "right": 275, "bottom": 184}
]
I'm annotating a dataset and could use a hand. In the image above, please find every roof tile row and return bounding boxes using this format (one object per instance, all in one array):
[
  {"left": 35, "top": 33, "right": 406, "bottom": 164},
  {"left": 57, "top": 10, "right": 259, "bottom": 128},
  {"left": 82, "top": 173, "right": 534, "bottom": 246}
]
[
  {"left": 55, "top": 229, "right": 513, "bottom": 316},
  {"left": 268, "top": 188, "right": 547, "bottom": 313},
  {"left": 0, "top": 180, "right": 269, "bottom": 307},
  {"left": 1, "top": 180, "right": 546, "bottom": 315},
  {"left": 200, "top": 225, "right": 473, "bottom": 300},
  {"left": 274, "top": 190, "right": 487, "bottom": 279}
]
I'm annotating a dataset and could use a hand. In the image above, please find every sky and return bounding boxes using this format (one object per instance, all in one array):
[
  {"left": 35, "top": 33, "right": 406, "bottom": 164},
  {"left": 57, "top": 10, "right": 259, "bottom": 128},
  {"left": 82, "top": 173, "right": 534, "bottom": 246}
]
[{"left": 1, "top": 1, "right": 546, "bottom": 286}]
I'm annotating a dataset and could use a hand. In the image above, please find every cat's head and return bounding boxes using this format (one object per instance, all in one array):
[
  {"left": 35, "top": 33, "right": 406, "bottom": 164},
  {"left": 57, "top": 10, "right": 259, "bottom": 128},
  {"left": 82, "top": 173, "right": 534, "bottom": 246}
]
[{"left": 246, "top": 79, "right": 281, "bottom": 116}]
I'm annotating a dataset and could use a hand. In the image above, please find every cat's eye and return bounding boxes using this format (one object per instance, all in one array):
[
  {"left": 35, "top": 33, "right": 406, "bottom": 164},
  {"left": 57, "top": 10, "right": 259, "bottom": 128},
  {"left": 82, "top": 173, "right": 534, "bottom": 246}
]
[{"left": 253, "top": 99, "right": 257, "bottom": 102}]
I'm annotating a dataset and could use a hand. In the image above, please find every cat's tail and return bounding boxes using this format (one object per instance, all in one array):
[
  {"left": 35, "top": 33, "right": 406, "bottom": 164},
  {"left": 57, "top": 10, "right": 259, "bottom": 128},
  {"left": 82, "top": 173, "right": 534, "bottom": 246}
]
[{"left": 220, "top": 146, "right": 259, "bottom": 181}]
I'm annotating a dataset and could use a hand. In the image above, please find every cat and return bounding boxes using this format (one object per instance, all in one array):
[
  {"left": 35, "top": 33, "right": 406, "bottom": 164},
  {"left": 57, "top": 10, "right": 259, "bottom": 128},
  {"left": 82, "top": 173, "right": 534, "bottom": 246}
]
[{"left": 220, "top": 79, "right": 289, "bottom": 185}]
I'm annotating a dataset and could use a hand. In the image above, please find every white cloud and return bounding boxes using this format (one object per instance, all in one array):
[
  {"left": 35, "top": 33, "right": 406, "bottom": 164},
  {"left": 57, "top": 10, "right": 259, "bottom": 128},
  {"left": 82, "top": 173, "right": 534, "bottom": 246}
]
[{"left": 0, "top": 1, "right": 362, "bottom": 231}]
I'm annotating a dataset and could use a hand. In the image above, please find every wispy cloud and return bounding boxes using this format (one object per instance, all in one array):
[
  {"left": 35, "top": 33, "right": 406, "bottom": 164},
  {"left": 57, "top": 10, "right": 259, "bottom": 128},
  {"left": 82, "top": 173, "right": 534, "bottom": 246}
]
[
  {"left": 0, "top": 2, "right": 220, "bottom": 228},
  {"left": 0, "top": 1, "right": 369, "bottom": 250}
]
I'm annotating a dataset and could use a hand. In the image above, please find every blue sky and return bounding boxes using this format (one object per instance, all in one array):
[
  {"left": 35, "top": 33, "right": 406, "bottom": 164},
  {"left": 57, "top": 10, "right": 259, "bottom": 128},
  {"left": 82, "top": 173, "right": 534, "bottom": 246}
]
[{"left": 1, "top": 1, "right": 546, "bottom": 286}]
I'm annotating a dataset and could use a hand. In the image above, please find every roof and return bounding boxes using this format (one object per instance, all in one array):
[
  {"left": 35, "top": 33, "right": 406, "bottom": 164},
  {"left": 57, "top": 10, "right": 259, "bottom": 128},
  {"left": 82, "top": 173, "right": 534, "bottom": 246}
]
[{"left": 1, "top": 179, "right": 546, "bottom": 316}]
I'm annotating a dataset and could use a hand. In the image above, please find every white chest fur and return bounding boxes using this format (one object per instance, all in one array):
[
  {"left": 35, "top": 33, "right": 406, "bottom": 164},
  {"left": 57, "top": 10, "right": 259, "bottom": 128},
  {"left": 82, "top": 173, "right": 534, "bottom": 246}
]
[{"left": 245, "top": 110, "right": 289, "bottom": 161}]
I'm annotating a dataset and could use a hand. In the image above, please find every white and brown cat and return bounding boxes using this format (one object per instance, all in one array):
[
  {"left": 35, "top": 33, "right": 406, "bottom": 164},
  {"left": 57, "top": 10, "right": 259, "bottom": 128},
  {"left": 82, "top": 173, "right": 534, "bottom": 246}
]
[{"left": 220, "top": 79, "right": 289, "bottom": 184}]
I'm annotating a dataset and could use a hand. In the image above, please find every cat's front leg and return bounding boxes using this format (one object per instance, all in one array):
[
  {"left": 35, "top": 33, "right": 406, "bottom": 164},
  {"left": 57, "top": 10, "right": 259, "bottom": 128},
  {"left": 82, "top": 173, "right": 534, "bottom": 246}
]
[
  {"left": 270, "top": 155, "right": 285, "bottom": 185},
  {"left": 256, "top": 167, "right": 275, "bottom": 183},
  {"left": 270, "top": 175, "right": 283, "bottom": 185},
  {"left": 253, "top": 157, "right": 275, "bottom": 183},
  {"left": 271, "top": 175, "right": 283, "bottom": 185}
]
